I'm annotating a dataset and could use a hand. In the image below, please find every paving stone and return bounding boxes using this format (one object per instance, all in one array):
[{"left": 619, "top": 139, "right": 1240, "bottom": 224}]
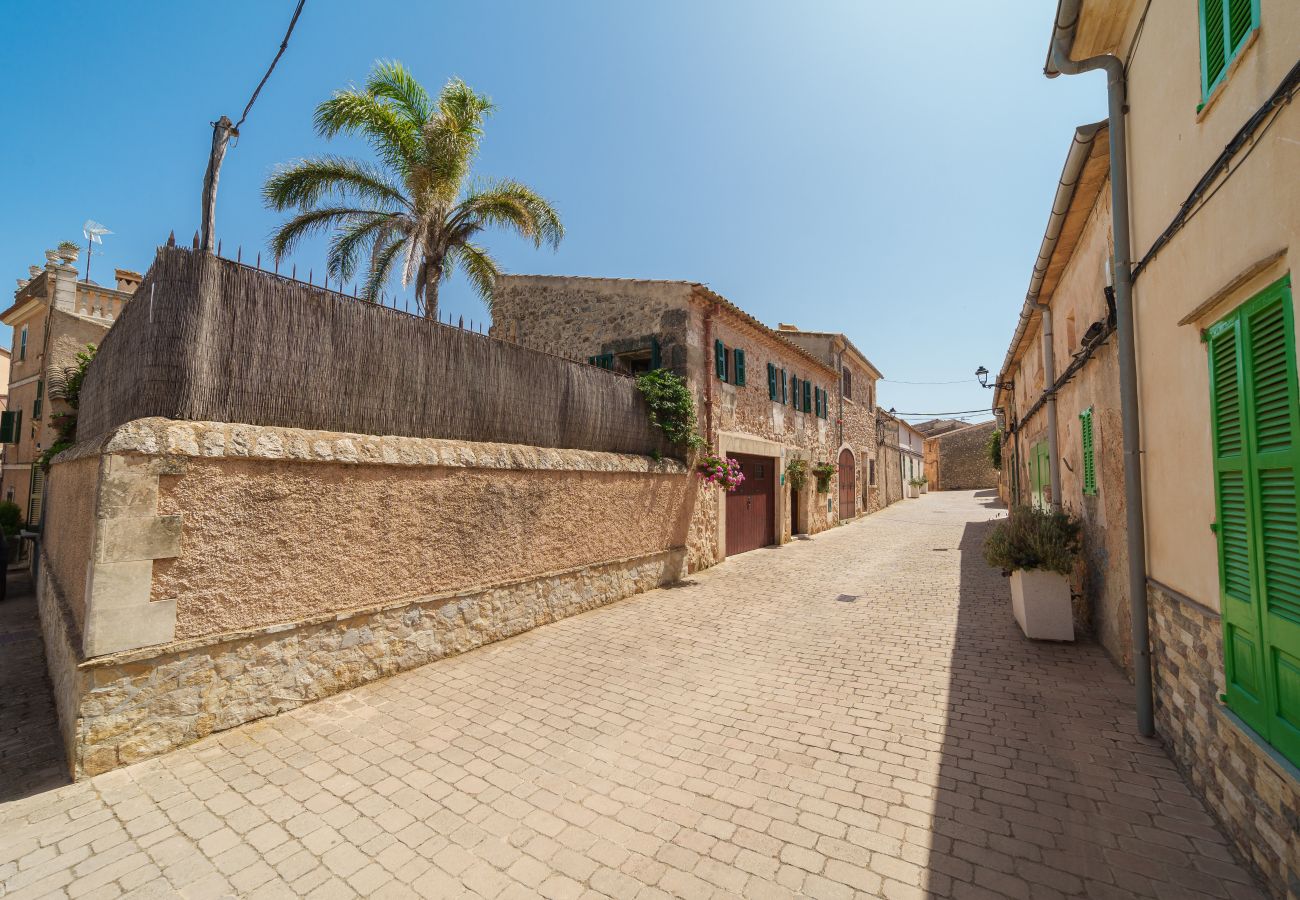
[{"left": 0, "top": 492, "right": 1270, "bottom": 899}]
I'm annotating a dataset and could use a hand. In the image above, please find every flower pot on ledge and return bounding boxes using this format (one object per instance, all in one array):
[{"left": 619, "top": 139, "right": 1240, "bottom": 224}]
[{"left": 1009, "top": 569, "right": 1074, "bottom": 641}]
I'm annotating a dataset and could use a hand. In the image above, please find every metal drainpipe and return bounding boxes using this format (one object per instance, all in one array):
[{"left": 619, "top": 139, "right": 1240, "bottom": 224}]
[
  {"left": 1050, "top": 29, "right": 1154, "bottom": 737},
  {"left": 1039, "top": 304, "right": 1063, "bottom": 512}
]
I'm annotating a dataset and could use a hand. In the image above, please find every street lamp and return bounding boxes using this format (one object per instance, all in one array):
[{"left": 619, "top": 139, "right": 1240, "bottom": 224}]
[{"left": 975, "top": 366, "right": 1013, "bottom": 391}]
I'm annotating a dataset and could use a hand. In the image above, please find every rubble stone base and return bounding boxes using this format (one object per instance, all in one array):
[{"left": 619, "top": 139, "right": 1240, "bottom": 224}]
[
  {"left": 39, "top": 546, "right": 685, "bottom": 778},
  {"left": 1149, "top": 580, "right": 1300, "bottom": 897}
]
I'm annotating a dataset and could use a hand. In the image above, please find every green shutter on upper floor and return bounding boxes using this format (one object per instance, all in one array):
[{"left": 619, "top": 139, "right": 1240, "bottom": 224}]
[
  {"left": 767, "top": 363, "right": 777, "bottom": 400},
  {"left": 0, "top": 411, "right": 14, "bottom": 444},
  {"left": 1199, "top": 0, "right": 1259, "bottom": 100},
  {"left": 781, "top": 369, "right": 788, "bottom": 405},
  {"left": 791, "top": 376, "right": 800, "bottom": 411},
  {"left": 733, "top": 348, "right": 746, "bottom": 386},
  {"left": 1080, "top": 408, "right": 1097, "bottom": 496},
  {"left": 33, "top": 379, "right": 44, "bottom": 419},
  {"left": 803, "top": 380, "right": 812, "bottom": 414},
  {"left": 1207, "top": 275, "right": 1300, "bottom": 767},
  {"left": 714, "top": 339, "right": 727, "bottom": 381}
]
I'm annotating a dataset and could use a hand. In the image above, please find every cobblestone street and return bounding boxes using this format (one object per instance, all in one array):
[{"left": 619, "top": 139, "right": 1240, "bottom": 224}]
[{"left": 0, "top": 491, "right": 1265, "bottom": 899}]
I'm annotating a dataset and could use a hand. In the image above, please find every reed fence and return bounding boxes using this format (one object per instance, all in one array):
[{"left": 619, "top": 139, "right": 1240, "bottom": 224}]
[{"left": 78, "top": 247, "right": 672, "bottom": 457}]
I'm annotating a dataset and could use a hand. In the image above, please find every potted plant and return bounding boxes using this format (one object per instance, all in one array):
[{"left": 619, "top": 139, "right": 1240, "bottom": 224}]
[
  {"left": 984, "top": 505, "right": 1081, "bottom": 641},
  {"left": 907, "top": 476, "right": 925, "bottom": 498},
  {"left": 56, "top": 240, "right": 80, "bottom": 265},
  {"left": 919, "top": 475, "right": 929, "bottom": 494},
  {"left": 784, "top": 458, "right": 808, "bottom": 492},
  {"left": 698, "top": 455, "right": 744, "bottom": 492},
  {"left": 811, "top": 461, "right": 837, "bottom": 493}
]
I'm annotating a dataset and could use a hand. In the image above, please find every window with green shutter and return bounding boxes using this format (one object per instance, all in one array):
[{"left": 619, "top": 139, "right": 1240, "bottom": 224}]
[
  {"left": 803, "top": 380, "right": 812, "bottom": 414},
  {"left": 767, "top": 363, "right": 777, "bottom": 401},
  {"left": 791, "top": 376, "right": 800, "bottom": 411},
  {"left": 0, "top": 411, "right": 15, "bottom": 444},
  {"left": 33, "top": 379, "right": 43, "bottom": 419},
  {"left": 781, "top": 369, "right": 788, "bottom": 405},
  {"left": 1207, "top": 275, "right": 1300, "bottom": 767},
  {"left": 1199, "top": 0, "right": 1259, "bottom": 101},
  {"left": 1080, "top": 408, "right": 1097, "bottom": 496},
  {"left": 714, "top": 339, "right": 727, "bottom": 381},
  {"left": 733, "top": 349, "right": 746, "bottom": 386},
  {"left": 586, "top": 353, "right": 614, "bottom": 370}
]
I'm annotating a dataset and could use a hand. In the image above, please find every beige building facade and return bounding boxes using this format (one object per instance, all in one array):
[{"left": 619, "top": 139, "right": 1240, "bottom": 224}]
[
  {"left": 1044, "top": 1, "right": 1300, "bottom": 891},
  {"left": 774, "top": 325, "right": 884, "bottom": 516},
  {"left": 2, "top": 253, "right": 138, "bottom": 525},
  {"left": 491, "top": 276, "right": 855, "bottom": 568}
]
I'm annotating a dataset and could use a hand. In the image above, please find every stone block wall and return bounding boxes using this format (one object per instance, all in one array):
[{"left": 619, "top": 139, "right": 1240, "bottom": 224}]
[
  {"left": 929, "top": 421, "right": 999, "bottom": 491},
  {"left": 1149, "top": 581, "right": 1300, "bottom": 897},
  {"left": 40, "top": 418, "right": 692, "bottom": 776}
]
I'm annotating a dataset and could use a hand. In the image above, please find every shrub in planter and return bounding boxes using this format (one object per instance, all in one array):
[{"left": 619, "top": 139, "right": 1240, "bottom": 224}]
[
  {"left": 0, "top": 501, "right": 23, "bottom": 537},
  {"left": 784, "top": 459, "right": 808, "bottom": 492},
  {"left": 984, "top": 505, "right": 1081, "bottom": 641},
  {"left": 698, "top": 455, "right": 744, "bottom": 491},
  {"left": 811, "top": 461, "right": 837, "bottom": 493}
]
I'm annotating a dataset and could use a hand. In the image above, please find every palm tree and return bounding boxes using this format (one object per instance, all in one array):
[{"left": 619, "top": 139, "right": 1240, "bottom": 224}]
[{"left": 264, "top": 61, "right": 563, "bottom": 318}]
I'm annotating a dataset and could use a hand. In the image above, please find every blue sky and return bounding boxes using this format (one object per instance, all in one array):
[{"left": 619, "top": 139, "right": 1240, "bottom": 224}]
[{"left": 0, "top": 1, "right": 1105, "bottom": 422}]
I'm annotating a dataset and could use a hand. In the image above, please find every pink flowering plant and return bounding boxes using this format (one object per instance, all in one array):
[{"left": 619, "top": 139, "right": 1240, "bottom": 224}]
[{"left": 698, "top": 455, "right": 745, "bottom": 492}]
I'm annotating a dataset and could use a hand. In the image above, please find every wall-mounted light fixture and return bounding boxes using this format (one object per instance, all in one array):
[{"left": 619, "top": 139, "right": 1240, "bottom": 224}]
[{"left": 975, "top": 366, "right": 1014, "bottom": 391}]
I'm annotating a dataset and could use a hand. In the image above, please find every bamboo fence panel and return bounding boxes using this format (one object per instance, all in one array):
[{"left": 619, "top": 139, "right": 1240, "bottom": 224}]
[{"left": 78, "top": 248, "right": 672, "bottom": 456}]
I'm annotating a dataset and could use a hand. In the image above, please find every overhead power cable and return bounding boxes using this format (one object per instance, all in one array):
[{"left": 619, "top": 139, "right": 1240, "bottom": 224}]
[{"left": 879, "top": 378, "right": 976, "bottom": 385}]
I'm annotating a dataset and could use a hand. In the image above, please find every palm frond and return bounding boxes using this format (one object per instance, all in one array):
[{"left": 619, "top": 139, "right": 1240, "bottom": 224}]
[
  {"left": 327, "top": 213, "right": 405, "bottom": 283},
  {"left": 267, "top": 207, "right": 378, "bottom": 262},
  {"left": 449, "top": 242, "right": 500, "bottom": 308},
  {"left": 263, "top": 156, "right": 410, "bottom": 212},
  {"left": 314, "top": 90, "right": 421, "bottom": 173},
  {"left": 362, "top": 233, "right": 408, "bottom": 303},
  {"left": 365, "top": 60, "right": 432, "bottom": 126},
  {"left": 452, "top": 179, "right": 564, "bottom": 250}
]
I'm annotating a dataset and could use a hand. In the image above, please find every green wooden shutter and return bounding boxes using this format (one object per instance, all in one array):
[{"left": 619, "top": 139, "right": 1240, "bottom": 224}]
[
  {"left": 733, "top": 349, "right": 746, "bottom": 386},
  {"left": 1080, "top": 408, "right": 1097, "bottom": 496},
  {"left": 1200, "top": 0, "right": 1259, "bottom": 99},
  {"left": 33, "top": 379, "right": 43, "bottom": 419},
  {"left": 1209, "top": 276, "right": 1300, "bottom": 765},
  {"left": 28, "top": 466, "right": 43, "bottom": 526},
  {"left": 781, "top": 369, "right": 788, "bottom": 405},
  {"left": 650, "top": 339, "right": 662, "bottom": 370},
  {"left": 714, "top": 339, "right": 727, "bottom": 381},
  {"left": 791, "top": 376, "right": 799, "bottom": 411},
  {"left": 803, "top": 380, "right": 812, "bottom": 413},
  {"left": 0, "top": 411, "right": 14, "bottom": 444},
  {"left": 767, "top": 363, "right": 777, "bottom": 400}
]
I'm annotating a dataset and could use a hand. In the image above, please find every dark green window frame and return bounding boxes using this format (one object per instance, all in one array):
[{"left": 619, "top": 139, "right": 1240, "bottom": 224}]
[
  {"left": 781, "top": 369, "right": 788, "bottom": 405},
  {"left": 766, "top": 363, "right": 778, "bottom": 401},
  {"left": 803, "top": 380, "right": 812, "bottom": 413},
  {"left": 714, "top": 339, "right": 728, "bottom": 381},
  {"left": 587, "top": 353, "right": 614, "bottom": 370},
  {"left": 1080, "top": 407, "right": 1097, "bottom": 496},
  {"left": 1206, "top": 274, "right": 1300, "bottom": 768},
  {"left": 1199, "top": 0, "right": 1259, "bottom": 102},
  {"left": 33, "top": 378, "right": 44, "bottom": 419},
  {"left": 733, "top": 348, "right": 746, "bottom": 387}
]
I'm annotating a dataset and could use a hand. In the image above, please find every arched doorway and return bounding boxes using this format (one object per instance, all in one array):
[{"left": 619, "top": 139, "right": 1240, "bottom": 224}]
[{"left": 838, "top": 448, "right": 856, "bottom": 520}]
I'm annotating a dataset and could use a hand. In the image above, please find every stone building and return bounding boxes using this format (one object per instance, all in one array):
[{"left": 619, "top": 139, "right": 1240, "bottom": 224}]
[
  {"left": 923, "top": 420, "right": 998, "bottom": 492},
  {"left": 874, "top": 411, "right": 903, "bottom": 509},
  {"left": 2, "top": 252, "right": 139, "bottom": 525},
  {"left": 1023, "top": 1, "right": 1300, "bottom": 890},
  {"left": 773, "top": 325, "right": 883, "bottom": 517},
  {"left": 898, "top": 419, "right": 925, "bottom": 495},
  {"left": 991, "top": 120, "right": 1130, "bottom": 671},
  {"left": 492, "top": 276, "right": 847, "bottom": 567}
]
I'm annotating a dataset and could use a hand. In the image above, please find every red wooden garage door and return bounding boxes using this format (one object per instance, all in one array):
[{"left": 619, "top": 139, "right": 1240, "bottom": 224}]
[{"left": 725, "top": 453, "right": 775, "bottom": 557}]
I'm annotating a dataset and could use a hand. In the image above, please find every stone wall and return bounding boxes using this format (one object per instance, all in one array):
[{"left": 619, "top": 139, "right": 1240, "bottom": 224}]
[
  {"left": 40, "top": 418, "right": 692, "bottom": 775},
  {"left": 1148, "top": 581, "right": 1300, "bottom": 897},
  {"left": 930, "top": 421, "right": 998, "bottom": 490},
  {"left": 42, "top": 454, "right": 100, "bottom": 632}
]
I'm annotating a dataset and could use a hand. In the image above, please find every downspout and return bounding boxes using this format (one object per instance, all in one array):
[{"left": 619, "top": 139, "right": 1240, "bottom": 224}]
[
  {"left": 702, "top": 297, "right": 716, "bottom": 449},
  {"left": 1048, "top": 2, "right": 1154, "bottom": 737},
  {"left": 1039, "top": 304, "right": 1063, "bottom": 511}
]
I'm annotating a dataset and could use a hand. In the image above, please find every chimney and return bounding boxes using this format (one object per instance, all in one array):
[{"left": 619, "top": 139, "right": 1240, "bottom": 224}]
[
  {"left": 777, "top": 323, "right": 799, "bottom": 332},
  {"left": 115, "top": 269, "right": 143, "bottom": 294}
]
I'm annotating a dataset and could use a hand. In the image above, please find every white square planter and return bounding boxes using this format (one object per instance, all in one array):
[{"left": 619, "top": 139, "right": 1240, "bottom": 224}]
[
  {"left": 1010, "top": 569, "right": 1074, "bottom": 641},
  {"left": 919, "top": 483, "right": 928, "bottom": 494},
  {"left": 906, "top": 485, "right": 920, "bottom": 499}
]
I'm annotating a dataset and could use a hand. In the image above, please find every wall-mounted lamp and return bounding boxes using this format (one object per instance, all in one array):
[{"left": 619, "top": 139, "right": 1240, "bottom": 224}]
[{"left": 975, "top": 366, "right": 1014, "bottom": 391}]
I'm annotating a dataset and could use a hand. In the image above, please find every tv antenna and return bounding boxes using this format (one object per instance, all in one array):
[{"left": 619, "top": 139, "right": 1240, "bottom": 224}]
[{"left": 82, "top": 220, "right": 112, "bottom": 283}]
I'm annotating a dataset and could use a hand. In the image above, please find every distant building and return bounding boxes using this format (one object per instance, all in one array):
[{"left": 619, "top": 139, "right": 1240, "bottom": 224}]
[
  {"left": 911, "top": 418, "right": 968, "bottom": 438},
  {"left": 492, "top": 275, "right": 848, "bottom": 567},
  {"left": 2, "top": 252, "right": 139, "bottom": 525},
  {"left": 923, "top": 421, "right": 998, "bottom": 491}
]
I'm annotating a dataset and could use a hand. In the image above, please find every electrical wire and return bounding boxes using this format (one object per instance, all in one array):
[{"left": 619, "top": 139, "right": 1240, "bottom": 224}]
[
  {"left": 879, "top": 378, "right": 976, "bottom": 385},
  {"left": 234, "top": 0, "right": 308, "bottom": 131}
]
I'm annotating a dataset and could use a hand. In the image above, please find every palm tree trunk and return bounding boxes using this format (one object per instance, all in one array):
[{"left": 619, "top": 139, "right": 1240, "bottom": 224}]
[{"left": 424, "top": 277, "right": 439, "bottom": 319}]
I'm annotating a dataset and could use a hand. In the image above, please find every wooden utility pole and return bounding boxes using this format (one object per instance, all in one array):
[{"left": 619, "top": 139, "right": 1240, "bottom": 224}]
[{"left": 199, "top": 116, "right": 236, "bottom": 253}]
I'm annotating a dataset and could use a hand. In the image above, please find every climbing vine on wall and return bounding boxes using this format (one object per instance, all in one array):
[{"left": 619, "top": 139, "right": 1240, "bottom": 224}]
[{"left": 635, "top": 369, "right": 707, "bottom": 453}]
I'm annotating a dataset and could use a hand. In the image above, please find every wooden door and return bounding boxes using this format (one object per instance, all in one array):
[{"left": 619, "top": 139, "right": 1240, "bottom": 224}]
[
  {"left": 838, "top": 449, "right": 855, "bottom": 519},
  {"left": 725, "top": 453, "right": 775, "bottom": 556}
]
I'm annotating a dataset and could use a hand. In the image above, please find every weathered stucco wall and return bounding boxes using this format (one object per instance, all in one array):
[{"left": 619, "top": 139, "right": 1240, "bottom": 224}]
[
  {"left": 156, "top": 456, "right": 692, "bottom": 639},
  {"left": 43, "top": 455, "right": 101, "bottom": 631}
]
